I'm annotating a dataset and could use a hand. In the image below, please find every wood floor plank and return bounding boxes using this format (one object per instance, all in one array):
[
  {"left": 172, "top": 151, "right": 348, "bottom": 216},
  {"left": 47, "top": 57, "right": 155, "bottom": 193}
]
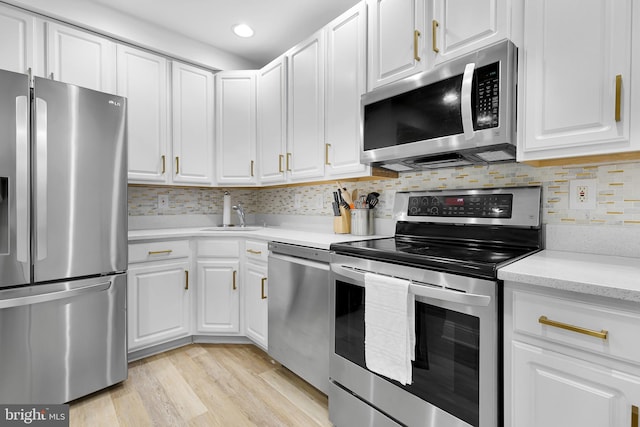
[
  {"left": 70, "top": 389, "right": 120, "bottom": 427},
  {"left": 68, "top": 343, "right": 331, "bottom": 427},
  {"left": 260, "top": 367, "right": 332, "bottom": 427}
]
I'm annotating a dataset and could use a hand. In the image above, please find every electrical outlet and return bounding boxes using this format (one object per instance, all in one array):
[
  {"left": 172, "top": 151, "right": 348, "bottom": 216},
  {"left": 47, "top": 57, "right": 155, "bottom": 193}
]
[
  {"left": 158, "top": 195, "right": 169, "bottom": 210},
  {"left": 569, "top": 179, "right": 597, "bottom": 210}
]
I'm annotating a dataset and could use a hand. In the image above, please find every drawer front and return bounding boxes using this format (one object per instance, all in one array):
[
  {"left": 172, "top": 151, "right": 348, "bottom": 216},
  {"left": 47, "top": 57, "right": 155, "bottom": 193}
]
[
  {"left": 197, "top": 239, "right": 240, "bottom": 258},
  {"left": 129, "top": 240, "right": 190, "bottom": 264},
  {"left": 245, "top": 240, "right": 268, "bottom": 263},
  {"left": 512, "top": 289, "right": 640, "bottom": 363}
]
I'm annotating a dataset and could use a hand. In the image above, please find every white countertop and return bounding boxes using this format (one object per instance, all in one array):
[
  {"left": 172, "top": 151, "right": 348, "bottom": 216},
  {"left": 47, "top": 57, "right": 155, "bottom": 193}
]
[
  {"left": 128, "top": 226, "right": 390, "bottom": 250},
  {"left": 498, "top": 250, "right": 640, "bottom": 302}
]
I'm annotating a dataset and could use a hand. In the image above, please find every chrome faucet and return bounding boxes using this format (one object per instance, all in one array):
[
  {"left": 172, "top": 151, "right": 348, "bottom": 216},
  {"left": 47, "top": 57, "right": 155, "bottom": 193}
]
[{"left": 232, "top": 204, "right": 246, "bottom": 227}]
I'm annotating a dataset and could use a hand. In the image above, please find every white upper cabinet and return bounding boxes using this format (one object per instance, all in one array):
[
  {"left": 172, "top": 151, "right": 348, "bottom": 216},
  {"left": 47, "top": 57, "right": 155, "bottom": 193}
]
[
  {"left": 432, "top": 0, "right": 508, "bottom": 65},
  {"left": 325, "top": 2, "right": 368, "bottom": 178},
  {"left": 367, "top": 0, "right": 426, "bottom": 90},
  {"left": 46, "top": 22, "right": 116, "bottom": 92},
  {"left": 257, "top": 56, "right": 287, "bottom": 185},
  {"left": 172, "top": 61, "right": 215, "bottom": 186},
  {"left": 0, "top": 5, "right": 35, "bottom": 74},
  {"left": 286, "top": 29, "right": 326, "bottom": 181},
  {"left": 518, "top": 0, "right": 634, "bottom": 163},
  {"left": 215, "top": 70, "right": 257, "bottom": 185},
  {"left": 117, "top": 45, "right": 170, "bottom": 184},
  {"left": 368, "top": 0, "right": 510, "bottom": 89}
]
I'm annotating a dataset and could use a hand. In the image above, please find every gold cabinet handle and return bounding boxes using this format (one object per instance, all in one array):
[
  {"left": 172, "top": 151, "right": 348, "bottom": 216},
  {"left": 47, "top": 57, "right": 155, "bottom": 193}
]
[
  {"left": 161, "top": 155, "right": 166, "bottom": 174},
  {"left": 232, "top": 270, "right": 237, "bottom": 290},
  {"left": 246, "top": 249, "right": 262, "bottom": 255},
  {"left": 413, "top": 30, "right": 421, "bottom": 61},
  {"left": 432, "top": 20, "right": 439, "bottom": 53},
  {"left": 184, "top": 270, "right": 189, "bottom": 290},
  {"left": 261, "top": 277, "right": 267, "bottom": 299},
  {"left": 286, "top": 153, "right": 292, "bottom": 171},
  {"left": 538, "top": 316, "right": 608, "bottom": 340},
  {"left": 325, "top": 143, "right": 331, "bottom": 165},
  {"left": 615, "top": 74, "right": 622, "bottom": 122},
  {"left": 175, "top": 157, "right": 180, "bottom": 174},
  {"left": 278, "top": 154, "right": 284, "bottom": 173},
  {"left": 148, "top": 249, "right": 172, "bottom": 255},
  {"left": 250, "top": 160, "right": 255, "bottom": 177},
  {"left": 632, "top": 405, "right": 638, "bottom": 427}
]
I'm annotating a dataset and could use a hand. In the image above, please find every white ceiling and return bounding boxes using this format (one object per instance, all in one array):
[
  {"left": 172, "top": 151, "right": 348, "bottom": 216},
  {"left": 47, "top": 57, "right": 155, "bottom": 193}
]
[{"left": 80, "top": 0, "right": 361, "bottom": 67}]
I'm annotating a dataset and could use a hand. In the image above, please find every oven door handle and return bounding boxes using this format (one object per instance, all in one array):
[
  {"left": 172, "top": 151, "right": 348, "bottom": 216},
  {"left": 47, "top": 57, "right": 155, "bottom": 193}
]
[{"left": 331, "top": 264, "right": 491, "bottom": 307}]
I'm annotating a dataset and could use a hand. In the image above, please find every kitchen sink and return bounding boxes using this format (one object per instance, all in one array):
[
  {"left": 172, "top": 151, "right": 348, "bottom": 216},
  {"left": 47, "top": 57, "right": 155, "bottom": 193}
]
[{"left": 200, "top": 226, "right": 262, "bottom": 232}]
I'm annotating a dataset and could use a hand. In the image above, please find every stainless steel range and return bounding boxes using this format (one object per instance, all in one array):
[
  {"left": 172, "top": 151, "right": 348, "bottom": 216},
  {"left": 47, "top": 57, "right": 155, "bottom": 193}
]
[{"left": 329, "top": 186, "right": 542, "bottom": 427}]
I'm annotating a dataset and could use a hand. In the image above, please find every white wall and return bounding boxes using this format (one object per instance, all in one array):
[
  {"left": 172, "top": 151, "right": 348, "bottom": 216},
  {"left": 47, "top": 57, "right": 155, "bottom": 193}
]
[{"left": 2, "top": 0, "right": 258, "bottom": 70}]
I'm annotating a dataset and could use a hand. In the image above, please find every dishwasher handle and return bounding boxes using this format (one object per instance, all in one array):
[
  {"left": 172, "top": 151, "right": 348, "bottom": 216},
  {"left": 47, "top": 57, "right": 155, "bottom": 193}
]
[
  {"left": 269, "top": 252, "right": 330, "bottom": 272},
  {"left": 331, "top": 263, "right": 491, "bottom": 307},
  {"left": 0, "top": 280, "right": 112, "bottom": 309}
]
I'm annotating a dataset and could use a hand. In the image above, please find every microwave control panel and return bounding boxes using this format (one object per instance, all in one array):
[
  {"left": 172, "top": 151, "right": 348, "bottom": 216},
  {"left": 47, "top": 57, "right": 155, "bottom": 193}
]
[
  {"left": 407, "top": 193, "right": 513, "bottom": 218},
  {"left": 475, "top": 62, "right": 500, "bottom": 130}
]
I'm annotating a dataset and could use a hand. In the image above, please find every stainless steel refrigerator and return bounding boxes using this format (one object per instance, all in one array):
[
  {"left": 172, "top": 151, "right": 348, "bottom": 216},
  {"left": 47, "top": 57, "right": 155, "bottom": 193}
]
[{"left": 0, "top": 68, "right": 128, "bottom": 404}]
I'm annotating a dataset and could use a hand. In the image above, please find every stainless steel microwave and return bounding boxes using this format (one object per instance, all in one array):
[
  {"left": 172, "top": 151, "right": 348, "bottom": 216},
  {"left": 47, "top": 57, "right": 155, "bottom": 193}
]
[{"left": 361, "top": 39, "right": 517, "bottom": 171}]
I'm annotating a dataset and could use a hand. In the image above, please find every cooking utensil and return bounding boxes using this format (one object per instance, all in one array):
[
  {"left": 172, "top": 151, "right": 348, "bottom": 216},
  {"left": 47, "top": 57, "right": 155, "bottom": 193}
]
[{"left": 366, "top": 192, "right": 380, "bottom": 209}]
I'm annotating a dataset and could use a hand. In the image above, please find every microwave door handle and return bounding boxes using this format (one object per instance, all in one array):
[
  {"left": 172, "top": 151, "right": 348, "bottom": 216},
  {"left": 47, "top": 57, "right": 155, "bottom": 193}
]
[
  {"left": 331, "top": 264, "right": 491, "bottom": 307},
  {"left": 15, "top": 96, "right": 29, "bottom": 263},
  {"left": 35, "top": 98, "right": 48, "bottom": 261},
  {"left": 461, "top": 62, "right": 476, "bottom": 140}
]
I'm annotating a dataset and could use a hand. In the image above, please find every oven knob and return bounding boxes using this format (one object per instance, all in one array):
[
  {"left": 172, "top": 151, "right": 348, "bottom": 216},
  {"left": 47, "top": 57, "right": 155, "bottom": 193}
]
[
  {"left": 430, "top": 206, "right": 439, "bottom": 215},
  {"left": 410, "top": 207, "right": 419, "bottom": 215}
]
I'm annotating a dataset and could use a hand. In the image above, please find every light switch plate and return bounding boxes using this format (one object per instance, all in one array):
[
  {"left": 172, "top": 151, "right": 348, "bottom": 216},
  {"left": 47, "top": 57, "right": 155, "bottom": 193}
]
[{"left": 569, "top": 179, "right": 597, "bottom": 210}]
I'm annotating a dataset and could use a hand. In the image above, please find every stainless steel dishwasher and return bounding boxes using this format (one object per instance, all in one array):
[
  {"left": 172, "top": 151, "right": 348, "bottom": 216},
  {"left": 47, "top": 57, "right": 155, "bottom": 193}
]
[{"left": 268, "top": 241, "right": 331, "bottom": 394}]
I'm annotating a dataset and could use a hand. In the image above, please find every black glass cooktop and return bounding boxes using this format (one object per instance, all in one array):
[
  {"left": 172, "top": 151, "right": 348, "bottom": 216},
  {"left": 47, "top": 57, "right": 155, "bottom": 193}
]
[{"left": 331, "top": 220, "right": 542, "bottom": 280}]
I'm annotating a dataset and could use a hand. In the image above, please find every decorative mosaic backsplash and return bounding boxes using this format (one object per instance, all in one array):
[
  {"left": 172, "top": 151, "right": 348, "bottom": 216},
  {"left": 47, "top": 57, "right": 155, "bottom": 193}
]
[{"left": 129, "top": 160, "right": 640, "bottom": 226}]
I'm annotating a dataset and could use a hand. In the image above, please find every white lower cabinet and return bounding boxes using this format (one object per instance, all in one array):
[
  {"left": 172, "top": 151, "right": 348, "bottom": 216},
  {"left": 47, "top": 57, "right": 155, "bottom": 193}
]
[
  {"left": 511, "top": 341, "right": 640, "bottom": 427},
  {"left": 243, "top": 240, "right": 269, "bottom": 349},
  {"left": 196, "top": 259, "right": 240, "bottom": 334},
  {"left": 127, "top": 259, "right": 191, "bottom": 352},
  {"left": 505, "top": 283, "right": 640, "bottom": 427},
  {"left": 195, "top": 239, "right": 241, "bottom": 334}
]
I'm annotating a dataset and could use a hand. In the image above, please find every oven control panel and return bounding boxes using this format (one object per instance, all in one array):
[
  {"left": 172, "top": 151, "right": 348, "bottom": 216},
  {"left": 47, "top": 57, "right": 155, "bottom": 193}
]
[{"left": 407, "top": 194, "right": 513, "bottom": 218}]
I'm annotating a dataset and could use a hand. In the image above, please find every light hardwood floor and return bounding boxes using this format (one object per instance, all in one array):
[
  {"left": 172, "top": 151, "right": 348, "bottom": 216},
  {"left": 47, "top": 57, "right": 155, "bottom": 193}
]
[{"left": 69, "top": 344, "right": 332, "bottom": 427}]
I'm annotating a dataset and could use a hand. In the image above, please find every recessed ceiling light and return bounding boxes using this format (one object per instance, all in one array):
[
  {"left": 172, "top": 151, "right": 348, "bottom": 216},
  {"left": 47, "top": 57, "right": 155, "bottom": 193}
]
[{"left": 232, "top": 24, "right": 254, "bottom": 38}]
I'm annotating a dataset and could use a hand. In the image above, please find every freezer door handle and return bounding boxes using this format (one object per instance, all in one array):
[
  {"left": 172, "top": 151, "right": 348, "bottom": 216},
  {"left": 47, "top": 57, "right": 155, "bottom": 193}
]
[
  {"left": 35, "top": 97, "right": 48, "bottom": 260},
  {"left": 0, "top": 280, "right": 112, "bottom": 309},
  {"left": 15, "top": 96, "right": 29, "bottom": 263}
]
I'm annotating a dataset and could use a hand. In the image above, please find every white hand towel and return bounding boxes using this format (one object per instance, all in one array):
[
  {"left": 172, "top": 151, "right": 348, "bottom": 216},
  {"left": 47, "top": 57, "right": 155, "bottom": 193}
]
[{"left": 364, "top": 272, "right": 415, "bottom": 385}]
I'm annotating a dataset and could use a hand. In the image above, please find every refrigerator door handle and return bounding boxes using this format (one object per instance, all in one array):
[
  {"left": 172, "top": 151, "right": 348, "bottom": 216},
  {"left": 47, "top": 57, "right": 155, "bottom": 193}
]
[
  {"left": 0, "top": 280, "right": 112, "bottom": 309},
  {"left": 15, "top": 96, "right": 29, "bottom": 263},
  {"left": 35, "top": 97, "right": 48, "bottom": 261}
]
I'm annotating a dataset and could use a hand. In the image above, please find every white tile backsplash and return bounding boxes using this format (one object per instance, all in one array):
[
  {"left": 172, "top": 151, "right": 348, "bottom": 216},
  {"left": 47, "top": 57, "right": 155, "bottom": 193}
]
[{"left": 129, "top": 160, "right": 640, "bottom": 228}]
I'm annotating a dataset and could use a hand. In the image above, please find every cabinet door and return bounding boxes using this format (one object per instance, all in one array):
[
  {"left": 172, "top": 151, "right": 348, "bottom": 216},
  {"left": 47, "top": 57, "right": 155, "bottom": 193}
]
[
  {"left": 127, "top": 261, "right": 191, "bottom": 351},
  {"left": 46, "top": 22, "right": 115, "bottom": 92},
  {"left": 117, "top": 45, "right": 170, "bottom": 183},
  {"left": 286, "top": 30, "right": 325, "bottom": 181},
  {"left": 0, "top": 5, "right": 35, "bottom": 74},
  {"left": 511, "top": 341, "right": 640, "bottom": 427},
  {"left": 367, "top": 0, "right": 426, "bottom": 90},
  {"left": 325, "top": 3, "right": 368, "bottom": 178},
  {"left": 172, "top": 61, "right": 215, "bottom": 186},
  {"left": 519, "top": 0, "right": 632, "bottom": 161},
  {"left": 196, "top": 260, "right": 240, "bottom": 334},
  {"left": 215, "top": 71, "right": 257, "bottom": 185},
  {"left": 257, "top": 56, "right": 287, "bottom": 184},
  {"left": 432, "top": 0, "right": 508, "bottom": 65},
  {"left": 244, "top": 261, "right": 268, "bottom": 349}
]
